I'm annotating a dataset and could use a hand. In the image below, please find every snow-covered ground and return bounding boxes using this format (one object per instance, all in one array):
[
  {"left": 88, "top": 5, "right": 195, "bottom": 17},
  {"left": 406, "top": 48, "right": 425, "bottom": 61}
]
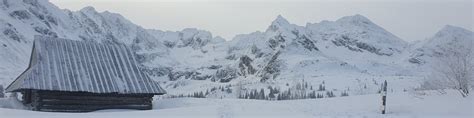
[{"left": 1, "top": 90, "right": 472, "bottom": 118}]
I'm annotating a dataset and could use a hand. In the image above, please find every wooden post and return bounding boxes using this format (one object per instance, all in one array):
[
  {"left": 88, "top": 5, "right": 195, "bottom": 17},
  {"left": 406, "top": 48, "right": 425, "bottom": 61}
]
[{"left": 381, "top": 80, "right": 387, "bottom": 114}]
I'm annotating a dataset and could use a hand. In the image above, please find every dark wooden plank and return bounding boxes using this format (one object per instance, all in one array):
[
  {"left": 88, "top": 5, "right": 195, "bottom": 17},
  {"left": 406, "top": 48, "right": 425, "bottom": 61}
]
[
  {"left": 40, "top": 95, "right": 152, "bottom": 101},
  {"left": 37, "top": 90, "right": 154, "bottom": 97},
  {"left": 41, "top": 99, "right": 151, "bottom": 105},
  {"left": 40, "top": 104, "right": 152, "bottom": 111}
]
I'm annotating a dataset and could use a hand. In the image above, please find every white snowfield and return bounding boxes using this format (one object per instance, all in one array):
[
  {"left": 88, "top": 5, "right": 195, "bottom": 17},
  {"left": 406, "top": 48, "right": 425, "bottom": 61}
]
[{"left": 0, "top": 91, "right": 472, "bottom": 118}]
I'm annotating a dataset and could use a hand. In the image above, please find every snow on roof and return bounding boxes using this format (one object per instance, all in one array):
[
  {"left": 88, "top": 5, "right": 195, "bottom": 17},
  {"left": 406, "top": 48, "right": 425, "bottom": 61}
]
[{"left": 5, "top": 36, "right": 166, "bottom": 95}]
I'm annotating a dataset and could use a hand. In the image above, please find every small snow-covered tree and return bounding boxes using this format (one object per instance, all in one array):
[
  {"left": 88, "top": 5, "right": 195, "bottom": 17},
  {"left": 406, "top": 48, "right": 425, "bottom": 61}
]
[
  {"left": 268, "top": 91, "right": 275, "bottom": 100},
  {"left": 423, "top": 41, "right": 473, "bottom": 97},
  {"left": 236, "top": 81, "right": 244, "bottom": 99}
]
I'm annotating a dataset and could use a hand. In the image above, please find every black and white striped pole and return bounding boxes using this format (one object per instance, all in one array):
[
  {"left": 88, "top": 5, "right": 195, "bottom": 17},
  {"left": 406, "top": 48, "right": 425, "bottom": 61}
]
[{"left": 381, "top": 80, "right": 387, "bottom": 114}]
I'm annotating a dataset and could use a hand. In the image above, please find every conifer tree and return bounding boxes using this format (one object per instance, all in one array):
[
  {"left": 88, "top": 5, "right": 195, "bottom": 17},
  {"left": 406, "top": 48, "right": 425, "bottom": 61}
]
[{"left": 260, "top": 88, "right": 265, "bottom": 100}]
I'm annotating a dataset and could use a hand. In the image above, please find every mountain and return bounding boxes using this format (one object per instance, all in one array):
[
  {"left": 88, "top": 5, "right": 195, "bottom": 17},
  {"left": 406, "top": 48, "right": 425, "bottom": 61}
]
[
  {"left": 307, "top": 14, "right": 407, "bottom": 56},
  {"left": 407, "top": 25, "right": 473, "bottom": 69},
  {"left": 226, "top": 14, "right": 411, "bottom": 82},
  {"left": 305, "top": 14, "right": 410, "bottom": 75},
  {"left": 1, "top": 0, "right": 472, "bottom": 98},
  {"left": 0, "top": 0, "right": 221, "bottom": 85}
]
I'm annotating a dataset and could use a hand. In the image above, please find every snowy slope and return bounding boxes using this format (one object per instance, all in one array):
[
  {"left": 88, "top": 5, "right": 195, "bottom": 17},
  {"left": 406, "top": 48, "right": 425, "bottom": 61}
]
[
  {"left": 408, "top": 25, "right": 474, "bottom": 65},
  {"left": 305, "top": 15, "right": 411, "bottom": 76},
  {"left": 0, "top": 0, "right": 164, "bottom": 84},
  {"left": 171, "top": 15, "right": 419, "bottom": 99},
  {"left": 0, "top": 0, "right": 222, "bottom": 86},
  {"left": 1, "top": 90, "right": 472, "bottom": 118}
]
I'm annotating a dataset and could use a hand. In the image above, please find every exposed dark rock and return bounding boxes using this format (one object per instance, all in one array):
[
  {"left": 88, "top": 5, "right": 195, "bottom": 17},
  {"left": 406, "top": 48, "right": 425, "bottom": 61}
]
[
  {"left": 268, "top": 34, "right": 285, "bottom": 50},
  {"left": 179, "top": 32, "right": 210, "bottom": 49},
  {"left": 3, "top": 28, "right": 22, "bottom": 42},
  {"left": 292, "top": 30, "right": 318, "bottom": 51},
  {"left": 194, "top": 74, "right": 212, "bottom": 80},
  {"left": 225, "top": 54, "right": 237, "bottom": 60},
  {"left": 260, "top": 51, "right": 282, "bottom": 82},
  {"left": 34, "top": 26, "right": 57, "bottom": 37},
  {"left": 408, "top": 58, "right": 423, "bottom": 64},
  {"left": 332, "top": 35, "right": 392, "bottom": 56},
  {"left": 143, "top": 67, "right": 172, "bottom": 77},
  {"left": 163, "top": 41, "right": 176, "bottom": 48},
  {"left": 28, "top": 7, "right": 44, "bottom": 20},
  {"left": 297, "top": 35, "right": 319, "bottom": 51},
  {"left": 332, "top": 35, "right": 362, "bottom": 52},
  {"left": 238, "top": 55, "right": 256, "bottom": 77},
  {"left": 355, "top": 42, "right": 391, "bottom": 56},
  {"left": 167, "top": 70, "right": 212, "bottom": 81},
  {"left": 213, "top": 66, "right": 238, "bottom": 83},
  {"left": 9, "top": 10, "right": 30, "bottom": 20},
  {"left": 134, "top": 53, "right": 159, "bottom": 63},
  {"left": 46, "top": 15, "right": 57, "bottom": 26},
  {"left": 208, "top": 65, "right": 222, "bottom": 69},
  {"left": 168, "top": 71, "right": 189, "bottom": 81},
  {"left": 251, "top": 45, "right": 262, "bottom": 56}
]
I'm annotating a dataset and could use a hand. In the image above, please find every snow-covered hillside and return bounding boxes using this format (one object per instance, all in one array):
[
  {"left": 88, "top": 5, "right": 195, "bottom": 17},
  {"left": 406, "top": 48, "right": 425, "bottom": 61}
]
[
  {"left": 0, "top": 0, "right": 221, "bottom": 86},
  {"left": 0, "top": 0, "right": 473, "bottom": 101},
  {"left": 407, "top": 25, "right": 473, "bottom": 67}
]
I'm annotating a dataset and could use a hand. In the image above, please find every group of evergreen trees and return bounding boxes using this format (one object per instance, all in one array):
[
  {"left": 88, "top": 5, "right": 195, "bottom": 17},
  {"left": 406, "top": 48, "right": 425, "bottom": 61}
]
[
  {"left": 163, "top": 80, "right": 351, "bottom": 100},
  {"left": 340, "top": 90, "right": 349, "bottom": 97},
  {"left": 325, "top": 91, "right": 335, "bottom": 98},
  {"left": 318, "top": 83, "right": 326, "bottom": 91},
  {"left": 276, "top": 88, "right": 335, "bottom": 100},
  {"left": 237, "top": 80, "right": 349, "bottom": 101},
  {"left": 166, "top": 85, "right": 233, "bottom": 99},
  {"left": 238, "top": 88, "right": 267, "bottom": 100},
  {"left": 237, "top": 87, "right": 346, "bottom": 100}
]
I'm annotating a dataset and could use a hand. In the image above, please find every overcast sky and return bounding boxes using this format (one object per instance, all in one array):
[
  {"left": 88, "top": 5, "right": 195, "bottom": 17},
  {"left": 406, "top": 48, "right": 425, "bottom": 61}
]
[{"left": 49, "top": 0, "right": 473, "bottom": 42}]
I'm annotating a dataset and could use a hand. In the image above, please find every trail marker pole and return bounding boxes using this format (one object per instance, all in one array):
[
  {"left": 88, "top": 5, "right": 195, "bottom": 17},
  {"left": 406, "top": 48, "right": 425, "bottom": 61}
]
[{"left": 381, "top": 80, "right": 387, "bottom": 114}]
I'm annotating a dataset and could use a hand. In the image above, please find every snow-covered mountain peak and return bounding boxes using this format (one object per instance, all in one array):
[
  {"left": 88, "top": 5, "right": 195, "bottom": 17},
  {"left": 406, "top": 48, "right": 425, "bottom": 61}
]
[
  {"left": 407, "top": 25, "right": 473, "bottom": 66},
  {"left": 180, "top": 28, "right": 214, "bottom": 48},
  {"left": 433, "top": 25, "right": 473, "bottom": 39},
  {"left": 79, "top": 6, "right": 126, "bottom": 21},
  {"left": 211, "top": 36, "right": 226, "bottom": 43},
  {"left": 425, "top": 25, "right": 473, "bottom": 46},
  {"left": 273, "top": 15, "right": 290, "bottom": 26},
  {"left": 305, "top": 14, "right": 407, "bottom": 58},
  {"left": 266, "top": 15, "right": 295, "bottom": 32},
  {"left": 332, "top": 14, "right": 401, "bottom": 41},
  {"left": 79, "top": 6, "right": 97, "bottom": 13},
  {"left": 440, "top": 25, "right": 470, "bottom": 32},
  {"left": 145, "top": 28, "right": 225, "bottom": 50},
  {"left": 336, "top": 14, "right": 373, "bottom": 25}
]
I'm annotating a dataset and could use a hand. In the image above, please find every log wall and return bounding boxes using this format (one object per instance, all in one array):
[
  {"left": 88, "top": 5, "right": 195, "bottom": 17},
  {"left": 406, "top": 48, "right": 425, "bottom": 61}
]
[{"left": 24, "top": 90, "right": 154, "bottom": 112}]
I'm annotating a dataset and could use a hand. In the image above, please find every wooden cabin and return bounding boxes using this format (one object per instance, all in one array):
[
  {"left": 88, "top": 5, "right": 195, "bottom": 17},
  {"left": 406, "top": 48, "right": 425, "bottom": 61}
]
[{"left": 5, "top": 36, "right": 166, "bottom": 112}]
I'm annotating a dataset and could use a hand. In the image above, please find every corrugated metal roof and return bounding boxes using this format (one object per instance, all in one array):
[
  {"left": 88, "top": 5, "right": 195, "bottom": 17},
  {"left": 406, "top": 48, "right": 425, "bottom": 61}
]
[{"left": 6, "top": 36, "right": 166, "bottom": 95}]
